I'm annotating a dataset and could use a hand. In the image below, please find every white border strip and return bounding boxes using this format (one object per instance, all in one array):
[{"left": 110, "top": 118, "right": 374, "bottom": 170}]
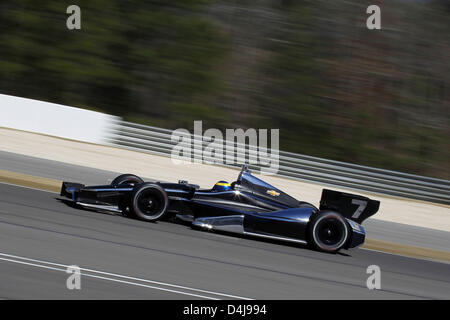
[{"left": 0, "top": 252, "right": 253, "bottom": 300}]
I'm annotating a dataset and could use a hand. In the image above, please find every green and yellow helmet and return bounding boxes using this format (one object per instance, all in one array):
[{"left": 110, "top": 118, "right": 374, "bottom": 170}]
[{"left": 212, "top": 180, "right": 231, "bottom": 191}]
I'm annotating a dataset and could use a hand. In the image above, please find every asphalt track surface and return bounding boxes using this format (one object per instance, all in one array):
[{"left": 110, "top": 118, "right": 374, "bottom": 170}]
[
  {"left": 1, "top": 150, "right": 449, "bottom": 252},
  {"left": 0, "top": 182, "right": 449, "bottom": 299}
]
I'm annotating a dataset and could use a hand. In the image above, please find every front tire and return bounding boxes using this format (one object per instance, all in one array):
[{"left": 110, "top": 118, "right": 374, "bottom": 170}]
[
  {"left": 130, "top": 183, "right": 168, "bottom": 222},
  {"left": 111, "top": 174, "right": 144, "bottom": 187},
  {"left": 308, "top": 211, "right": 349, "bottom": 253}
]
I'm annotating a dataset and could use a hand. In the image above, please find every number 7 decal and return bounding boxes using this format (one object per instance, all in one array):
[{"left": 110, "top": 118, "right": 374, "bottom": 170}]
[{"left": 351, "top": 199, "right": 368, "bottom": 219}]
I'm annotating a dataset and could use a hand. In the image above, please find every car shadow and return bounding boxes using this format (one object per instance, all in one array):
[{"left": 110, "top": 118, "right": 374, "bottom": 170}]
[
  {"left": 193, "top": 226, "right": 352, "bottom": 256},
  {"left": 56, "top": 198, "right": 80, "bottom": 209},
  {"left": 56, "top": 197, "right": 352, "bottom": 257},
  {"left": 55, "top": 198, "right": 120, "bottom": 217}
]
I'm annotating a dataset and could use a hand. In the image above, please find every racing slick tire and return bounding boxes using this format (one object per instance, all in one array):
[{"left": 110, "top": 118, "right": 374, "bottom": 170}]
[
  {"left": 308, "top": 211, "right": 349, "bottom": 253},
  {"left": 130, "top": 183, "right": 169, "bottom": 222},
  {"left": 111, "top": 174, "right": 144, "bottom": 187}
]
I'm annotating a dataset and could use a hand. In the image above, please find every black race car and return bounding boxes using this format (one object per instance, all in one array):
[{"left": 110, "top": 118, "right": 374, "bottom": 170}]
[{"left": 60, "top": 166, "right": 379, "bottom": 253}]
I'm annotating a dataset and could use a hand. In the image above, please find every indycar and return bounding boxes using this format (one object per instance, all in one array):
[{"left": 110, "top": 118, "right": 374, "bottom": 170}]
[{"left": 60, "top": 166, "right": 379, "bottom": 253}]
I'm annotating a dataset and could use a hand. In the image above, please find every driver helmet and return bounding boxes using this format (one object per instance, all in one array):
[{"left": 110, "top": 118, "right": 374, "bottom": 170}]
[{"left": 212, "top": 180, "right": 231, "bottom": 192}]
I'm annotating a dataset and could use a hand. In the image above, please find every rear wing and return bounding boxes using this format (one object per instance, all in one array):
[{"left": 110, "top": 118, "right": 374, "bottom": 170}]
[{"left": 319, "top": 189, "right": 380, "bottom": 224}]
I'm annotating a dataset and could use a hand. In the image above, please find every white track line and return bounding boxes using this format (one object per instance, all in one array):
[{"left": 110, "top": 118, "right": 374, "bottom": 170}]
[{"left": 0, "top": 252, "right": 253, "bottom": 300}]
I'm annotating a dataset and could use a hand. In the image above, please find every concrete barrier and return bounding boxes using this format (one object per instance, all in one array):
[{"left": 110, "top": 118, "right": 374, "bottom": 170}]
[{"left": 0, "top": 94, "right": 118, "bottom": 144}]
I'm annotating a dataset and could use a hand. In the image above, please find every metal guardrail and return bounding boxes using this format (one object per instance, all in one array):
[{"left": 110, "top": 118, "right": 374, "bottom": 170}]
[{"left": 107, "top": 119, "right": 450, "bottom": 205}]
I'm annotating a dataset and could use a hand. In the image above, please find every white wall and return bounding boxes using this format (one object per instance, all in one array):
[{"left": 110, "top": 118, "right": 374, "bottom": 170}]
[{"left": 0, "top": 94, "right": 119, "bottom": 144}]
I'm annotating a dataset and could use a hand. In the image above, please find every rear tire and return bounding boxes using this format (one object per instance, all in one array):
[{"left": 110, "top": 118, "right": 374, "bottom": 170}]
[
  {"left": 308, "top": 211, "right": 349, "bottom": 253},
  {"left": 130, "top": 183, "right": 168, "bottom": 222},
  {"left": 111, "top": 174, "right": 144, "bottom": 187}
]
